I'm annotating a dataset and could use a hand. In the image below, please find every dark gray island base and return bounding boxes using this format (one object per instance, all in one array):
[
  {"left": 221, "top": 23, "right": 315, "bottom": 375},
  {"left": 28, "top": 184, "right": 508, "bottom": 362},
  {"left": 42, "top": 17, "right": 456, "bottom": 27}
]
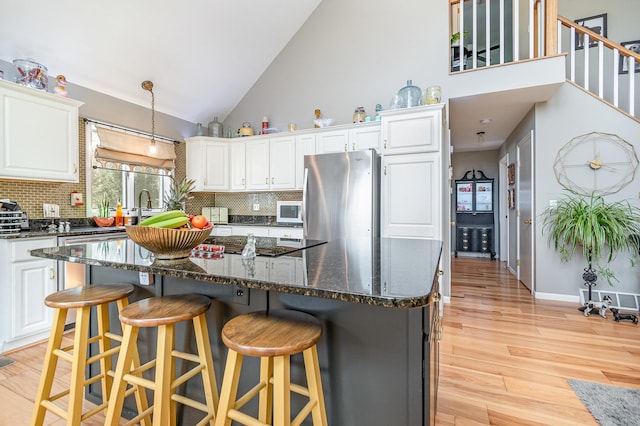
[{"left": 31, "top": 237, "right": 442, "bottom": 426}]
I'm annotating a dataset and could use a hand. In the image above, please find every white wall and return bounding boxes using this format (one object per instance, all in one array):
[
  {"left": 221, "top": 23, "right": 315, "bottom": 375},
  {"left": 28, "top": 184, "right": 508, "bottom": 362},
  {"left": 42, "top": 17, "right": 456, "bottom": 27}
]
[{"left": 224, "top": 0, "right": 450, "bottom": 133}]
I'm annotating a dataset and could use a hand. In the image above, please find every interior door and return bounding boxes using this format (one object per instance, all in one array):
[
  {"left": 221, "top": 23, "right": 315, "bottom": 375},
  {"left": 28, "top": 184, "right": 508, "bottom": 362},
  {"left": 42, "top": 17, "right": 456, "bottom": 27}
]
[{"left": 517, "top": 131, "right": 534, "bottom": 293}]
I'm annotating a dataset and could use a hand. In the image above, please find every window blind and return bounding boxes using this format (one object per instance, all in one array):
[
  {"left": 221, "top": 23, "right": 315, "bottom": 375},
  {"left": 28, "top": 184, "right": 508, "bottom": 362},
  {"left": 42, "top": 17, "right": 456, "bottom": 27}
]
[{"left": 94, "top": 126, "right": 176, "bottom": 172}]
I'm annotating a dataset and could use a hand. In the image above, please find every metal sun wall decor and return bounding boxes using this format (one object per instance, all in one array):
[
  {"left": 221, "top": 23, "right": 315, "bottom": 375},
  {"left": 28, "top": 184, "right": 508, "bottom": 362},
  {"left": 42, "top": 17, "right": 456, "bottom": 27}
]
[{"left": 553, "top": 132, "right": 639, "bottom": 196}]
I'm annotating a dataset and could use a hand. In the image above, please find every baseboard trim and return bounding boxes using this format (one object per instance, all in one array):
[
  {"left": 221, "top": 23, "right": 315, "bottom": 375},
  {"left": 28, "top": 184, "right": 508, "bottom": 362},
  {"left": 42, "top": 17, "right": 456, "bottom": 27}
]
[{"left": 535, "top": 292, "right": 580, "bottom": 303}]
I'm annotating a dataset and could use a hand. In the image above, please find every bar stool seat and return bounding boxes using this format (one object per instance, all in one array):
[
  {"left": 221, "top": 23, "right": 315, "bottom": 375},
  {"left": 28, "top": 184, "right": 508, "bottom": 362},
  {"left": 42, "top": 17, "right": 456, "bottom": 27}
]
[
  {"left": 215, "top": 310, "right": 328, "bottom": 426},
  {"left": 31, "top": 283, "right": 149, "bottom": 426},
  {"left": 105, "top": 293, "right": 219, "bottom": 426}
]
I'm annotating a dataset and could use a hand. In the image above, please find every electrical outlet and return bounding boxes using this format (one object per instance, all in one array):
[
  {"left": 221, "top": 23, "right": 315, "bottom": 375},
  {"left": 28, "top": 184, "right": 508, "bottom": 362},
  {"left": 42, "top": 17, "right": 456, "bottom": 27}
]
[
  {"left": 43, "top": 203, "right": 61, "bottom": 218},
  {"left": 232, "top": 285, "right": 249, "bottom": 305},
  {"left": 139, "top": 272, "right": 154, "bottom": 285}
]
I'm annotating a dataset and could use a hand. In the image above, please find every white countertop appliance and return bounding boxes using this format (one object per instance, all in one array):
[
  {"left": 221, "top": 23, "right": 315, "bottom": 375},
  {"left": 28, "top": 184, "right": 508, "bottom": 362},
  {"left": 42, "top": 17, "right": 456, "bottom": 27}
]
[
  {"left": 276, "top": 200, "right": 303, "bottom": 225},
  {"left": 202, "top": 206, "right": 228, "bottom": 224}
]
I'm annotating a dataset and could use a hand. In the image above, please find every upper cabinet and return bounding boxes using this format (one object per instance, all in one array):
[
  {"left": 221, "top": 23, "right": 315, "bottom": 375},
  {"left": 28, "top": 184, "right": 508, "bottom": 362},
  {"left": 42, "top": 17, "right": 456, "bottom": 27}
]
[
  {"left": 316, "top": 122, "right": 381, "bottom": 154},
  {"left": 0, "top": 80, "right": 83, "bottom": 183},
  {"left": 380, "top": 105, "right": 443, "bottom": 155},
  {"left": 186, "top": 137, "right": 230, "bottom": 191},
  {"left": 295, "top": 133, "right": 316, "bottom": 190},
  {"left": 269, "top": 134, "right": 296, "bottom": 190},
  {"left": 186, "top": 122, "right": 381, "bottom": 193}
]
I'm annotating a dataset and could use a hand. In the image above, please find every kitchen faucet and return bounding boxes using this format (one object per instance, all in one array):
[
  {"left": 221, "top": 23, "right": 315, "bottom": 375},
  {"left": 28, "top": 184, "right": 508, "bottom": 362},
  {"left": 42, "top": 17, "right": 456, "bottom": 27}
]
[{"left": 137, "top": 189, "right": 152, "bottom": 223}]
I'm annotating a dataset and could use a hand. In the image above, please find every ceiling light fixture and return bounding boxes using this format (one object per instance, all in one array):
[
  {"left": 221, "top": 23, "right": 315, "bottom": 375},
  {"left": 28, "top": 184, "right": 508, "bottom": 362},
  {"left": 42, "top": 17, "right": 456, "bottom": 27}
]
[
  {"left": 480, "top": 118, "right": 492, "bottom": 124},
  {"left": 476, "top": 131, "right": 485, "bottom": 144},
  {"left": 141, "top": 80, "right": 157, "bottom": 154}
]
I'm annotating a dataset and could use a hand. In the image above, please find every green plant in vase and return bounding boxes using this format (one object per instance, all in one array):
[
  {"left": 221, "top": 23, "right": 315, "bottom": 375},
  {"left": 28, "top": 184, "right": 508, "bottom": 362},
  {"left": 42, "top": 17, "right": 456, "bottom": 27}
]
[
  {"left": 541, "top": 191, "right": 640, "bottom": 302},
  {"left": 163, "top": 177, "right": 195, "bottom": 211},
  {"left": 98, "top": 196, "right": 110, "bottom": 218}
]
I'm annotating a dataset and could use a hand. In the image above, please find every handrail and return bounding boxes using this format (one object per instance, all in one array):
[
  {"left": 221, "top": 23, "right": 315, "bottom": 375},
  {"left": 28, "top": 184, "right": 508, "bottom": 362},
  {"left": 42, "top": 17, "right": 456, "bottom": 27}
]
[{"left": 558, "top": 16, "right": 640, "bottom": 62}]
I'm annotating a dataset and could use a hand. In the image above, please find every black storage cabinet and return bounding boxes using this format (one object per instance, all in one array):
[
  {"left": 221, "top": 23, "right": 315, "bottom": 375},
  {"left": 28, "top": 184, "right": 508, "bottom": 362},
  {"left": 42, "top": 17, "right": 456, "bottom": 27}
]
[{"left": 454, "top": 169, "right": 495, "bottom": 259}]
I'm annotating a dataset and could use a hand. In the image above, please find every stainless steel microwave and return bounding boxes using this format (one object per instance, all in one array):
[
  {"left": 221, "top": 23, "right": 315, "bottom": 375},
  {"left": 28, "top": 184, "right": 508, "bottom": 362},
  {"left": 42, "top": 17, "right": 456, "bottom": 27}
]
[{"left": 276, "top": 200, "right": 303, "bottom": 225}]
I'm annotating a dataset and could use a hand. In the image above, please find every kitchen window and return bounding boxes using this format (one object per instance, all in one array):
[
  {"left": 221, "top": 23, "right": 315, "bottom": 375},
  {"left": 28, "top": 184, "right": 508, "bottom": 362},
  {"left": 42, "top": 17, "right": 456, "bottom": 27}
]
[{"left": 85, "top": 122, "right": 175, "bottom": 215}]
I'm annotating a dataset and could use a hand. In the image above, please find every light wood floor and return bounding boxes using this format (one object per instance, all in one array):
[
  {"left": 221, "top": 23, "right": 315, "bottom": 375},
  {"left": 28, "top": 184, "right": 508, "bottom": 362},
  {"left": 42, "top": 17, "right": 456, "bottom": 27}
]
[
  {"left": 437, "top": 257, "right": 640, "bottom": 426},
  {"left": 1, "top": 258, "right": 638, "bottom": 425}
]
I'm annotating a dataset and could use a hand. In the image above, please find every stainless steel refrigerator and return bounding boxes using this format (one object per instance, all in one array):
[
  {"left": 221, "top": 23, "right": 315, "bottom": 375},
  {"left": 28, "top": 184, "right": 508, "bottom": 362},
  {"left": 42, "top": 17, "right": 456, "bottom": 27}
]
[{"left": 303, "top": 149, "right": 380, "bottom": 241}]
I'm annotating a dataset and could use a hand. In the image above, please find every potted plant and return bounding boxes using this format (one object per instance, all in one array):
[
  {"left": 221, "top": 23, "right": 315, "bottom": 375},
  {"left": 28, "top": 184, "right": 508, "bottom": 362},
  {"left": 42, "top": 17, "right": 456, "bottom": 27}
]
[
  {"left": 541, "top": 192, "right": 640, "bottom": 302},
  {"left": 163, "top": 176, "right": 195, "bottom": 211},
  {"left": 450, "top": 31, "right": 469, "bottom": 71}
]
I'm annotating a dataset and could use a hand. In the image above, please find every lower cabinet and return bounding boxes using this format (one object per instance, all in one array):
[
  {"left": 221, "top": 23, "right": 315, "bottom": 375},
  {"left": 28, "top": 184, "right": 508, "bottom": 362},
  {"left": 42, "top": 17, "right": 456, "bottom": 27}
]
[{"left": 0, "top": 237, "right": 57, "bottom": 352}]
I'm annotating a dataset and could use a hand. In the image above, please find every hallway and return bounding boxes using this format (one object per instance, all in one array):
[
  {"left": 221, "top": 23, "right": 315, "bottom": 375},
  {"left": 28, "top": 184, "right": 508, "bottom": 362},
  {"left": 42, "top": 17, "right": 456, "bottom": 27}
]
[{"left": 437, "top": 257, "right": 640, "bottom": 425}]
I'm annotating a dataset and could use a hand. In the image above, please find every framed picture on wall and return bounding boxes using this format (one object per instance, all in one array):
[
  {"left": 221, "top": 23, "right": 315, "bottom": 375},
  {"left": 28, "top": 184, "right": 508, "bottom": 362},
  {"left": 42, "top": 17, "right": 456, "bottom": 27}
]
[
  {"left": 618, "top": 40, "right": 640, "bottom": 74},
  {"left": 574, "top": 14, "right": 607, "bottom": 50}
]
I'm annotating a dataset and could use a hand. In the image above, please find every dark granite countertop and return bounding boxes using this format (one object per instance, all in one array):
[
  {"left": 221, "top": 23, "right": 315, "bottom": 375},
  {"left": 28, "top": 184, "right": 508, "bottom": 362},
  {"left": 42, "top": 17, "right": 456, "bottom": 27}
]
[
  {"left": 30, "top": 237, "right": 442, "bottom": 308},
  {"left": 0, "top": 226, "right": 127, "bottom": 239}
]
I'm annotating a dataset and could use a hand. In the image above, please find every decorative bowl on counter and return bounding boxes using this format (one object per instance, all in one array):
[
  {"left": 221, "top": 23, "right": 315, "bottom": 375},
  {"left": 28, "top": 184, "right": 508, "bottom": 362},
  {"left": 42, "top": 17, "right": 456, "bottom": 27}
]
[
  {"left": 125, "top": 225, "right": 212, "bottom": 260},
  {"left": 93, "top": 216, "right": 115, "bottom": 227}
]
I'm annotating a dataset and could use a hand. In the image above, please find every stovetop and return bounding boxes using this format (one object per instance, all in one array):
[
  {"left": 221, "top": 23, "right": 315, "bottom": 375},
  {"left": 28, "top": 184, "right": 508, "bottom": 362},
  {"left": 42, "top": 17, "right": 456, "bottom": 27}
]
[{"left": 203, "top": 236, "right": 326, "bottom": 257}]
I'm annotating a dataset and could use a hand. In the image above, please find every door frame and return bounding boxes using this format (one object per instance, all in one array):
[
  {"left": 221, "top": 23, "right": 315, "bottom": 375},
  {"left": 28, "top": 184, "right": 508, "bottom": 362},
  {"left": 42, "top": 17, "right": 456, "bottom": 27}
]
[
  {"left": 516, "top": 130, "right": 535, "bottom": 293},
  {"left": 499, "top": 154, "right": 509, "bottom": 263}
]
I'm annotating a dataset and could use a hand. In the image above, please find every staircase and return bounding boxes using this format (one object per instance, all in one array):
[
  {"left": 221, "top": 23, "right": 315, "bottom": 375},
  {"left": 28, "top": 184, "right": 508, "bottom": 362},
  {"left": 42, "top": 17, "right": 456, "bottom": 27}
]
[{"left": 450, "top": 0, "right": 640, "bottom": 122}]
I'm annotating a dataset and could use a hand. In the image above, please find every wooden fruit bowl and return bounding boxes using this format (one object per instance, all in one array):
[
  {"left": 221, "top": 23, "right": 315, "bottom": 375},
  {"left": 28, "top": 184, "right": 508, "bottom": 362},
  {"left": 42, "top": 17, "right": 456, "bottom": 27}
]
[
  {"left": 93, "top": 216, "right": 115, "bottom": 227},
  {"left": 125, "top": 225, "right": 212, "bottom": 260}
]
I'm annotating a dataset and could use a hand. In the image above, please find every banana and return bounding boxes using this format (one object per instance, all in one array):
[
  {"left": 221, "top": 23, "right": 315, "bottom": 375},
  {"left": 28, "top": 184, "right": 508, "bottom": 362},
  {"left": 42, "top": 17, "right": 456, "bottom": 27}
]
[
  {"left": 140, "top": 210, "right": 187, "bottom": 226},
  {"left": 147, "top": 216, "right": 190, "bottom": 229}
]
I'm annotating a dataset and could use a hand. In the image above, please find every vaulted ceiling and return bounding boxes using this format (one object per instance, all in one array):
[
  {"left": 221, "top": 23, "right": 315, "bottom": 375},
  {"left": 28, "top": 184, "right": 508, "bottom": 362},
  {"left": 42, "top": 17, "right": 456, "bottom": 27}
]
[{"left": 0, "top": 0, "right": 322, "bottom": 124}]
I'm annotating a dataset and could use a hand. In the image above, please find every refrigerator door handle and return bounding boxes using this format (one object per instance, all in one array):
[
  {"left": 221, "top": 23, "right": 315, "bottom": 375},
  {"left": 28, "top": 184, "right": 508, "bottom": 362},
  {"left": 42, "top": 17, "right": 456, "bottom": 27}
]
[{"left": 302, "top": 167, "right": 308, "bottom": 237}]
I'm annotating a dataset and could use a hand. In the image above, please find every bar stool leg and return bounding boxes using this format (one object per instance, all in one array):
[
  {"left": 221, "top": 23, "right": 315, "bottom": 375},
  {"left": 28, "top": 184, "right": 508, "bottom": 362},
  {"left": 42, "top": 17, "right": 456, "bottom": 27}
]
[
  {"left": 96, "top": 303, "right": 113, "bottom": 406},
  {"left": 114, "top": 298, "right": 151, "bottom": 426},
  {"left": 303, "top": 346, "right": 328, "bottom": 426},
  {"left": 31, "top": 307, "right": 67, "bottom": 426},
  {"left": 105, "top": 323, "right": 140, "bottom": 426},
  {"left": 258, "top": 356, "right": 273, "bottom": 423},
  {"left": 273, "top": 355, "right": 292, "bottom": 426},
  {"left": 193, "top": 313, "right": 219, "bottom": 424},
  {"left": 67, "top": 305, "right": 91, "bottom": 425},
  {"left": 215, "top": 350, "right": 243, "bottom": 426},
  {"left": 154, "top": 323, "right": 175, "bottom": 426}
]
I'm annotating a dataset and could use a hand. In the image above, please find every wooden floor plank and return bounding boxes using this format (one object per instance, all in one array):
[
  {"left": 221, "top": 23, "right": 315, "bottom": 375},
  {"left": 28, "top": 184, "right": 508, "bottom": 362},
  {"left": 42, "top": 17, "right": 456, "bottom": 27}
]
[{"left": 438, "top": 257, "right": 640, "bottom": 425}]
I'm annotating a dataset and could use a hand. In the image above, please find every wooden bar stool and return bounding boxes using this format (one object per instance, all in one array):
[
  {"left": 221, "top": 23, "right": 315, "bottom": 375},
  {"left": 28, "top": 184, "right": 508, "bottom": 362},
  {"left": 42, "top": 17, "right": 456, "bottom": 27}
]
[
  {"left": 31, "top": 283, "right": 149, "bottom": 426},
  {"left": 215, "top": 310, "right": 328, "bottom": 426},
  {"left": 105, "top": 293, "right": 219, "bottom": 426}
]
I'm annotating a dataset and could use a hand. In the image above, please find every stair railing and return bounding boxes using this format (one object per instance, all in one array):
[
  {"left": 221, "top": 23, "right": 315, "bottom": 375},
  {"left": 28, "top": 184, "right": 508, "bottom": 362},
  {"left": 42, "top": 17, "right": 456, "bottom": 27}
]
[{"left": 557, "top": 16, "right": 640, "bottom": 121}]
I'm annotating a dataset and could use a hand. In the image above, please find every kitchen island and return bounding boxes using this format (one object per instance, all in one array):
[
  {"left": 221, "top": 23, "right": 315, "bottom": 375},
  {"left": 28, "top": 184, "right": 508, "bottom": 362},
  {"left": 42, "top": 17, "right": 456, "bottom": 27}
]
[{"left": 31, "top": 236, "right": 442, "bottom": 426}]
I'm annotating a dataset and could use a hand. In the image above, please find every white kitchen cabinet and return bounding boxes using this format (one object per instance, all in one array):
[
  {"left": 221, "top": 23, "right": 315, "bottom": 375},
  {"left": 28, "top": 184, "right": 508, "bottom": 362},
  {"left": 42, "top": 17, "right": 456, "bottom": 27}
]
[
  {"left": 381, "top": 153, "right": 442, "bottom": 239},
  {"left": 295, "top": 133, "right": 316, "bottom": 189},
  {"left": 186, "top": 137, "right": 230, "bottom": 191},
  {"left": 0, "top": 80, "right": 82, "bottom": 183},
  {"left": 230, "top": 141, "right": 247, "bottom": 191},
  {"left": 211, "top": 225, "right": 233, "bottom": 236},
  {"left": 232, "top": 226, "right": 270, "bottom": 237},
  {"left": 348, "top": 123, "right": 381, "bottom": 152},
  {"left": 380, "top": 105, "right": 443, "bottom": 155},
  {"left": 0, "top": 237, "right": 57, "bottom": 352},
  {"left": 245, "top": 138, "right": 270, "bottom": 191},
  {"left": 316, "top": 129, "right": 349, "bottom": 154},
  {"left": 268, "top": 227, "right": 303, "bottom": 239},
  {"left": 269, "top": 135, "right": 296, "bottom": 190}
]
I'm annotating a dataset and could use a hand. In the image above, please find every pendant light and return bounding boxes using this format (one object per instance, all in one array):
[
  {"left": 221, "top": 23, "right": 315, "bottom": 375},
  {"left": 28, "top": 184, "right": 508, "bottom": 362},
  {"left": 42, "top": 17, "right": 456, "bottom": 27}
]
[{"left": 141, "top": 80, "right": 157, "bottom": 153}]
